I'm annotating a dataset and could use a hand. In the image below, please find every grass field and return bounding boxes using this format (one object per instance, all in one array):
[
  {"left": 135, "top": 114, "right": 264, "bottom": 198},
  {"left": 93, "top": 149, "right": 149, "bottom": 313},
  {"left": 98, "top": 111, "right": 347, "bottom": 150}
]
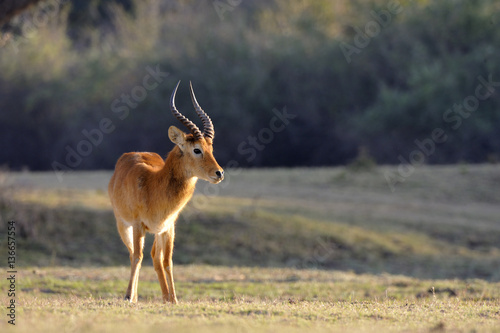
[
  {"left": 2, "top": 266, "right": 500, "bottom": 332},
  {"left": 1, "top": 165, "right": 500, "bottom": 332}
]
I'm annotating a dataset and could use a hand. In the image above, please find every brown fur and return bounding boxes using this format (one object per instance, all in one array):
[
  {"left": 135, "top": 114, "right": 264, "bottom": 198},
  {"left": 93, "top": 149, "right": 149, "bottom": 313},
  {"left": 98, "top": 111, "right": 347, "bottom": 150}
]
[{"left": 108, "top": 126, "right": 223, "bottom": 304}]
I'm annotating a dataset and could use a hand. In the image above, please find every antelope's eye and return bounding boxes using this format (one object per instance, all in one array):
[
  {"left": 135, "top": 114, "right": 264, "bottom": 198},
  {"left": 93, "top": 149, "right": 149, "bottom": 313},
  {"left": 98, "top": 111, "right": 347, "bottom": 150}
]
[{"left": 193, "top": 148, "right": 202, "bottom": 155}]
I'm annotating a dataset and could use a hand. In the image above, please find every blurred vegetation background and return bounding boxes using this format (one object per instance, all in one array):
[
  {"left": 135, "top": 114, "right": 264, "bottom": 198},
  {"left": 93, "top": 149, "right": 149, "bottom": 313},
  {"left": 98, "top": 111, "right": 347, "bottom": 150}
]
[{"left": 1, "top": 0, "right": 499, "bottom": 170}]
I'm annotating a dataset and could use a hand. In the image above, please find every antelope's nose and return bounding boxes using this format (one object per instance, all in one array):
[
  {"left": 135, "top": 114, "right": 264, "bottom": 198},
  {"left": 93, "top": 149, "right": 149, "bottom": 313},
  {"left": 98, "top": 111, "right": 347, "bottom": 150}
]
[{"left": 215, "top": 170, "right": 224, "bottom": 179}]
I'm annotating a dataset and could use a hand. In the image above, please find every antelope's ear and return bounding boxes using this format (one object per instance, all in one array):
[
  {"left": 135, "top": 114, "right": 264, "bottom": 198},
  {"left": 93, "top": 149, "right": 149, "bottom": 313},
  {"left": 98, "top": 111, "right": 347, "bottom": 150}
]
[{"left": 168, "top": 126, "right": 186, "bottom": 148}]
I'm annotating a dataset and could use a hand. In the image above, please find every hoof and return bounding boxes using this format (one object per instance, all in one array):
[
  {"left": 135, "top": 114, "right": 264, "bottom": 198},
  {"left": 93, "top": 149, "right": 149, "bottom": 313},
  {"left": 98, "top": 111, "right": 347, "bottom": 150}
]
[
  {"left": 163, "top": 297, "right": 178, "bottom": 304},
  {"left": 124, "top": 295, "right": 136, "bottom": 303}
]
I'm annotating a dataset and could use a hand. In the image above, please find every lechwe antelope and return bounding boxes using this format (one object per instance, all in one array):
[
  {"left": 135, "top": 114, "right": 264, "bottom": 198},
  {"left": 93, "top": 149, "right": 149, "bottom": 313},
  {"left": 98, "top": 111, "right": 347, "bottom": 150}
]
[{"left": 108, "top": 81, "right": 224, "bottom": 304}]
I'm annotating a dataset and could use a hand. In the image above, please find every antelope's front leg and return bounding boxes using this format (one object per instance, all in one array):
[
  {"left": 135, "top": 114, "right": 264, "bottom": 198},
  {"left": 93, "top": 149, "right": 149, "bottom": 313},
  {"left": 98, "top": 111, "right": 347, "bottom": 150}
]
[
  {"left": 152, "top": 232, "right": 177, "bottom": 304},
  {"left": 163, "top": 228, "right": 177, "bottom": 304}
]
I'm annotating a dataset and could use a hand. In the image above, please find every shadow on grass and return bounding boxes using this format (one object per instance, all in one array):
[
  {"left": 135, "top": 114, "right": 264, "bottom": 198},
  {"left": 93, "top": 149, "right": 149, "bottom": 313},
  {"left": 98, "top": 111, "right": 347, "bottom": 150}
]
[{"left": 2, "top": 194, "right": 499, "bottom": 281}]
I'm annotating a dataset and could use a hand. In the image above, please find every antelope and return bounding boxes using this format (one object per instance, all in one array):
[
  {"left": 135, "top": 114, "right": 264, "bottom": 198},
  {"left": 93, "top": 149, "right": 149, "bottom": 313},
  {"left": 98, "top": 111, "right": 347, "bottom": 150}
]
[{"left": 108, "top": 81, "right": 224, "bottom": 304}]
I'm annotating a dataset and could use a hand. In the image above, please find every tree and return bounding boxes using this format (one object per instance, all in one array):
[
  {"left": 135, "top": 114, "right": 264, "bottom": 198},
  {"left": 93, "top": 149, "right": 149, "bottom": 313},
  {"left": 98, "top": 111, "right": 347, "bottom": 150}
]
[{"left": 0, "top": 0, "right": 43, "bottom": 25}]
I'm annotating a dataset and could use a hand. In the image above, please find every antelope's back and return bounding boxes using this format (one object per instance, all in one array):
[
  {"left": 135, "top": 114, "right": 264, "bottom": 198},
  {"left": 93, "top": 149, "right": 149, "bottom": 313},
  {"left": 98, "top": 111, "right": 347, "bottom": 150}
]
[{"left": 108, "top": 152, "right": 165, "bottom": 209}]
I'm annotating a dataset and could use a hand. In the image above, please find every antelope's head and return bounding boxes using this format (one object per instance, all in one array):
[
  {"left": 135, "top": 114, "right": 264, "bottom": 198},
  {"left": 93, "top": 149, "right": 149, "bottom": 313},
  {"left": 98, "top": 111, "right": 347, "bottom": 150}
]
[{"left": 169, "top": 81, "right": 224, "bottom": 184}]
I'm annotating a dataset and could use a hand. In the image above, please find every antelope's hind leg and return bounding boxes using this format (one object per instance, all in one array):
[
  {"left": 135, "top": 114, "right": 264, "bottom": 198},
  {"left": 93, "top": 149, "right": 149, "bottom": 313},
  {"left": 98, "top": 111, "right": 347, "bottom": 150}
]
[{"left": 117, "top": 219, "right": 145, "bottom": 302}]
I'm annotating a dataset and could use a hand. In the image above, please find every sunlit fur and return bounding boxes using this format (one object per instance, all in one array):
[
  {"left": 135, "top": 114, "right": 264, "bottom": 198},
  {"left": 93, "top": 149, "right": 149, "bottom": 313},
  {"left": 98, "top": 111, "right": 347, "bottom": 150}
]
[{"left": 108, "top": 126, "right": 223, "bottom": 304}]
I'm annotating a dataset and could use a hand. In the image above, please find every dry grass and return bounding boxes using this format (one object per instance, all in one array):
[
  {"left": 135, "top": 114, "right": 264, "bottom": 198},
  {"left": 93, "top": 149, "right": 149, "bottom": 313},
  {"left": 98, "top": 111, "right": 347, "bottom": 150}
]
[
  {"left": 1, "top": 165, "right": 499, "bottom": 278},
  {"left": 1, "top": 166, "right": 500, "bottom": 331},
  {"left": 1, "top": 266, "right": 500, "bottom": 333}
]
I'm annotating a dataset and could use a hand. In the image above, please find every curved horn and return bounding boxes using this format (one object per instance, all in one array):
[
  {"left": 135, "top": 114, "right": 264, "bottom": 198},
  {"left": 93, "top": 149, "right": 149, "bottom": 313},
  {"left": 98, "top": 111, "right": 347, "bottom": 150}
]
[
  {"left": 170, "top": 81, "right": 203, "bottom": 139},
  {"left": 189, "top": 81, "right": 215, "bottom": 140}
]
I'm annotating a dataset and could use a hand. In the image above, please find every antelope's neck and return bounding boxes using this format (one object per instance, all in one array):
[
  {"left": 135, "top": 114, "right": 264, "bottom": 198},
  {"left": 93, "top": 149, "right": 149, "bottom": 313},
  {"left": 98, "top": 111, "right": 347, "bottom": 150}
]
[{"left": 156, "top": 147, "right": 198, "bottom": 204}]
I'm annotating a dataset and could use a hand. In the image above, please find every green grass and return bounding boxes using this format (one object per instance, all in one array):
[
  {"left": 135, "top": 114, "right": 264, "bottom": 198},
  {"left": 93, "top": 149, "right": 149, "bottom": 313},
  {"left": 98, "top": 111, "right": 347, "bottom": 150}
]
[
  {"left": 1, "top": 166, "right": 499, "bottom": 278},
  {"left": 1, "top": 266, "right": 500, "bottom": 333},
  {"left": 1, "top": 165, "right": 500, "bottom": 331}
]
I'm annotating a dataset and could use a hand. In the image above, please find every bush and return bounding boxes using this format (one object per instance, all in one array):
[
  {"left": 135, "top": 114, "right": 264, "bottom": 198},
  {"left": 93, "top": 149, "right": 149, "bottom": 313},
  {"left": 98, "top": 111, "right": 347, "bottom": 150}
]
[{"left": 0, "top": 0, "right": 499, "bottom": 170}]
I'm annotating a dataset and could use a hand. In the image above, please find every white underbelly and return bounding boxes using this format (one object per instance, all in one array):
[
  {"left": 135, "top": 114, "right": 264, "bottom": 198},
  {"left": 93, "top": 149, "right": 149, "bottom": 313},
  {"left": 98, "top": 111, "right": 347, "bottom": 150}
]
[{"left": 143, "top": 212, "right": 179, "bottom": 234}]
